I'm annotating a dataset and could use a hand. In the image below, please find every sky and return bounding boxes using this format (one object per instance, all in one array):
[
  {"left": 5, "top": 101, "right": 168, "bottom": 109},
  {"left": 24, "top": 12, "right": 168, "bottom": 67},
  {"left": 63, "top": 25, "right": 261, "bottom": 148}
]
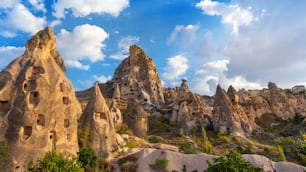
[{"left": 0, "top": 0, "right": 306, "bottom": 95}]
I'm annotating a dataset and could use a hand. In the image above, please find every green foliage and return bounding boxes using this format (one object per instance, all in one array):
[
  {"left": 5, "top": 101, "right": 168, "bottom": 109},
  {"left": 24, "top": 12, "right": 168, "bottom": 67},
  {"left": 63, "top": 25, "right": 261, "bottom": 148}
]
[
  {"left": 126, "top": 139, "right": 145, "bottom": 149},
  {"left": 201, "top": 126, "right": 207, "bottom": 142},
  {"left": 180, "top": 142, "right": 197, "bottom": 154},
  {"left": 28, "top": 151, "right": 82, "bottom": 172},
  {"left": 277, "top": 145, "right": 286, "bottom": 161},
  {"left": 116, "top": 124, "right": 133, "bottom": 135},
  {"left": 154, "top": 157, "right": 169, "bottom": 170},
  {"left": 204, "top": 150, "right": 264, "bottom": 172},
  {"left": 77, "top": 147, "right": 98, "bottom": 170},
  {"left": 0, "top": 141, "right": 8, "bottom": 159},
  {"left": 148, "top": 135, "right": 164, "bottom": 143},
  {"left": 217, "top": 130, "right": 230, "bottom": 143}
]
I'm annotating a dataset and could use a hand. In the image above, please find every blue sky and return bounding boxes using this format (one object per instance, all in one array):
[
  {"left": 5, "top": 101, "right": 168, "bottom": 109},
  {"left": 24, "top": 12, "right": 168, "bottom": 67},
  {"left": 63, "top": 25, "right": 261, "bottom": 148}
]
[{"left": 0, "top": 0, "right": 306, "bottom": 95}]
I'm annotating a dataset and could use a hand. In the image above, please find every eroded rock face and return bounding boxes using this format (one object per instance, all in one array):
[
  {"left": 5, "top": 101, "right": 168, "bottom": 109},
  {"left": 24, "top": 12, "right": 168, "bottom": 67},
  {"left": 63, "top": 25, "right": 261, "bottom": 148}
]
[
  {"left": 78, "top": 83, "right": 117, "bottom": 160},
  {"left": 0, "top": 27, "right": 81, "bottom": 170},
  {"left": 106, "top": 45, "right": 164, "bottom": 111},
  {"left": 212, "top": 85, "right": 253, "bottom": 134},
  {"left": 124, "top": 99, "right": 148, "bottom": 138},
  {"left": 165, "top": 80, "right": 211, "bottom": 132}
]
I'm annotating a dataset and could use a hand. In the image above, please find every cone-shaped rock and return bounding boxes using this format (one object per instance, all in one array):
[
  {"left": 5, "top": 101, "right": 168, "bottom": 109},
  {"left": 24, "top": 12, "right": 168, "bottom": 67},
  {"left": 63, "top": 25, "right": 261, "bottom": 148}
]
[
  {"left": 0, "top": 27, "right": 81, "bottom": 170},
  {"left": 212, "top": 85, "right": 250, "bottom": 134},
  {"left": 78, "top": 82, "right": 117, "bottom": 160}
]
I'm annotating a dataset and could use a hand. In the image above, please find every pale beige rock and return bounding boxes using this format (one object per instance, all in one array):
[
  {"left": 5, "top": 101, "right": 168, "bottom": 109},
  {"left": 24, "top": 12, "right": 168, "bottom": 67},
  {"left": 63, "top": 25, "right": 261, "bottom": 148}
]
[
  {"left": 124, "top": 99, "right": 148, "bottom": 138},
  {"left": 78, "top": 82, "right": 117, "bottom": 160},
  {"left": 0, "top": 27, "right": 81, "bottom": 171}
]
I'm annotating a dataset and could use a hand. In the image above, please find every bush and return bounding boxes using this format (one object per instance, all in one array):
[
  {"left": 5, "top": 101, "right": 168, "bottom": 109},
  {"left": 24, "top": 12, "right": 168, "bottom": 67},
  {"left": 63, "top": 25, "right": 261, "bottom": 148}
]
[
  {"left": 117, "top": 124, "right": 133, "bottom": 135},
  {"left": 78, "top": 147, "right": 98, "bottom": 170},
  {"left": 0, "top": 141, "right": 8, "bottom": 159},
  {"left": 148, "top": 135, "right": 164, "bottom": 143},
  {"left": 204, "top": 150, "right": 263, "bottom": 172},
  {"left": 180, "top": 142, "right": 197, "bottom": 154},
  {"left": 154, "top": 157, "right": 169, "bottom": 170},
  {"left": 127, "top": 139, "right": 145, "bottom": 149},
  {"left": 28, "top": 151, "right": 82, "bottom": 172},
  {"left": 217, "top": 130, "right": 230, "bottom": 143}
]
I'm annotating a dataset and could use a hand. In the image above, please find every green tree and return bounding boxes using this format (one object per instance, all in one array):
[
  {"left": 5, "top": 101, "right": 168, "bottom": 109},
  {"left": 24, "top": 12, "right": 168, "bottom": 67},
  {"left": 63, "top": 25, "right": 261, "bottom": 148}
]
[
  {"left": 78, "top": 147, "right": 98, "bottom": 170},
  {"left": 204, "top": 150, "right": 263, "bottom": 172},
  {"left": 28, "top": 151, "right": 82, "bottom": 172},
  {"left": 154, "top": 157, "right": 169, "bottom": 170}
]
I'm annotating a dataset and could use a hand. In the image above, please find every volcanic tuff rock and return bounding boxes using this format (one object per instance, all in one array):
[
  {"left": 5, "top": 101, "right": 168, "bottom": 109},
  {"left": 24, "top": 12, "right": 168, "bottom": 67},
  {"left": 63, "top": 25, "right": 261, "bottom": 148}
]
[
  {"left": 124, "top": 99, "right": 149, "bottom": 138},
  {"left": 0, "top": 27, "right": 81, "bottom": 171},
  {"left": 238, "top": 82, "right": 306, "bottom": 120},
  {"left": 78, "top": 83, "right": 118, "bottom": 160},
  {"left": 212, "top": 85, "right": 253, "bottom": 134},
  {"left": 164, "top": 79, "right": 211, "bottom": 132}
]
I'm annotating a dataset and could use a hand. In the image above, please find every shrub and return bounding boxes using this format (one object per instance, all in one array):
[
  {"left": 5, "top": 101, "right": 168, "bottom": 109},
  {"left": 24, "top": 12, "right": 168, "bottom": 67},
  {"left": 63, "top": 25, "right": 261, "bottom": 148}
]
[
  {"left": 217, "top": 130, "right": 230, "bottom": 143},
  {"left": 154, "top": 157, "right": 169, "bottom": 170},
  {"left": 0, "top": 141, "right": 8, "bottom": 159},
  {"left": 116, "top": 124, "right": 133, "bottom": 135},
  {"left": 204, "top": 150, "right": 263, "bottom": 172},
  {"left": 77, "top": 147, "right": 98, "bottom": 170},
  {"left": 180, "top": 142, "right": 197, "bottom": 154},
  {"left": 28, "top": 151, "right": 82, "bottom": 172},
  {"left": 148, "top": 135, "right": 164, "bottom": 143},
  {"left": 127, "top": 139, "right": 145, "bottom": 149}
]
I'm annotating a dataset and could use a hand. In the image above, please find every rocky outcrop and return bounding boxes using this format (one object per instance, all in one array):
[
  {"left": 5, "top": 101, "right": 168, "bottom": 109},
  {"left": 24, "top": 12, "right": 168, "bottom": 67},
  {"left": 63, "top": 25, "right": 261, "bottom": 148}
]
[
  {"left": 134, "top": 148, "right": 306, "bottom": 172},
  {"left": 124, "top": 99, "right": 148, "bottom": 138},
  {"left": 0, "top": 27, "right": 81, "bottom": 171},
  {"left": 238, "top": 82, "right": 306, "bottom": 120},
  {"left": 212, "top": 85, "right": 253, "bottom": 134},
  {"left": 78, "top": 83, "right": 118, "bottom": 160},
  {"left": 165, "top": 79, "right": 211, "bottom": 132}
]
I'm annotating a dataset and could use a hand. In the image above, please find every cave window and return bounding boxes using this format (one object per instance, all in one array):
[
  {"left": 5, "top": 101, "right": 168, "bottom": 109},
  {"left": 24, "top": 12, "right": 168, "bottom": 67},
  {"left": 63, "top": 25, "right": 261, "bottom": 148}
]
[
  {"left": 95, "top": 112, "right": 107, "bottom": 120},
  {"left": 23, "top": 126, "right": 32, "bottom": 140},
  {"left": 0, "top": 100, "right": 9, "bottom": 114},
  {"left": 29, "top": 91, "right": 39, "bottom": 105},
  {"left": 37, "top": 114, "right": 45, "bottom": 126},
  {"left": 144, "top": 99, "right": 148, "bottom": 102},
  {"left": 24, "top": 80, "right": 36, "bottom": 91},
  {"left": 63, "top": 97, "right": 69, "bottom": 105},
  {"left": 32, "top": 66, "right": 45, "bottom": 76},
  {"left": 124, "top": 82, "right": 127, "bottom": 86},
  {"left": 67, "top": 133, "right": 72, "bottom": 141},
  {"left": 64, "top": 119, "right": 69, "bottom": 128}
]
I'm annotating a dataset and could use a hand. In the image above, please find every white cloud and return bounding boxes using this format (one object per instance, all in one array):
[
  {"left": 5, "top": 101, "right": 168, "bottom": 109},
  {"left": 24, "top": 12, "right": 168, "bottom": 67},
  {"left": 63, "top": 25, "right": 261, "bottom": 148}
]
[
  {"left": 0, "top": 31, "right": 16, "bottom": 38},
  {"left": 110, "top": 36, "right": 139, "bottom": 60},
  {"left": 56, "top": 24, "right": 109, "bottom": 70},
  {"left": 196, "top": 0, "right": 254, "bottom": 34},
  {"left": 168, "top": 24, "right": 200, "bottom": 44},
  {"left": 65, "top": 60, "right": 90, "bottom": 70},
  {"left": 52, "top": 0, "right": 129, "bottom": 18},
  {"left": 50, "top": 19, "right": 62, "bottom": 27},
  {"left": 0, "top": 0, "right": 19, "bottom": 9},
  {"left": 28, "top": 0, "right": 46, "bottom": 12},
  {"left": 192, "top": 59, "right": 262, "bottom": 95},
  {"left": 93, "top": 75, "right": 112, "bottom": 83},
  {"left": 162, "top": 55, "right": 189, "bottom": 86},
  {"left": 0, "top": 46, "right": 24, "bottom": 67},
  {"left": 0, "top": 3, "right": 46, "bottom": 35}
]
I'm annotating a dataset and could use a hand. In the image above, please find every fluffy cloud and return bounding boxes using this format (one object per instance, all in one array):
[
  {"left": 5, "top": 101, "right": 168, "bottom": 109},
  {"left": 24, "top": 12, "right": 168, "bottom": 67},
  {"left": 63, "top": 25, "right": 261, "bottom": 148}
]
[
  {"left": 110, "top": 36, "right": 139, "bottom": 60},
  {"left": 0, "top": 46, "right": 24, "bottom": 67},
  {"left": 56, "top": 24, "right": 109, "bottom": 70},
  {"left": 192, "top": 59, "right": 262, "bottom": 95},
  {"left": 28, "top": 0, "right": 46, "bottom": 12},
  {"left": 93, "top": 75, "right": 112, "bottom": 83},
  {"left": 196, "top": 0, "right": 254, "bottom": 34},
  {"left": 0, "top": 3, "right": 46, "bottom": 35},
  {"left": 52, "top": 0, "right": 129, "bottom": 18},
  {"left": 0, "top": 0, "right": 19, "bottom": 9},
  {"left": 168, "top": 24, "right": 200, "bottom": 45},
  {"left": 162, "top": 55, "right": 189, "bottom": 86}
]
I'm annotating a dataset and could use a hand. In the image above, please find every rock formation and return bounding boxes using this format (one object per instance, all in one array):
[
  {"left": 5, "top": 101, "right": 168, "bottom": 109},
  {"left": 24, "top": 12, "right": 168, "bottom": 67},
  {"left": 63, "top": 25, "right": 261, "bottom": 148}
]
[
  {"left": 124, "top": 99, "right": 149, "bottom": 138},
  {"left": 78, "top": 82, "right": 118, "bottom": 160},
  {"left": 165, "top": 79, "right": 211, "bottom": 132},
  {"left": 0, "top": 27, "right": 81, "bottom": 171},
  {"left": 212, "top": 85, "right": 252, "bottom": 134}
]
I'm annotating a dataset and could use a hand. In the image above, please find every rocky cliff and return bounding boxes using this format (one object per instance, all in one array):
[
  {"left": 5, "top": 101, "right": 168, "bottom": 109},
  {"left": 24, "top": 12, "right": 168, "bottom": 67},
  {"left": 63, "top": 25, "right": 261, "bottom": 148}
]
[{"left": 0, "top": 27, "right": 81, "bottom": 171}]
